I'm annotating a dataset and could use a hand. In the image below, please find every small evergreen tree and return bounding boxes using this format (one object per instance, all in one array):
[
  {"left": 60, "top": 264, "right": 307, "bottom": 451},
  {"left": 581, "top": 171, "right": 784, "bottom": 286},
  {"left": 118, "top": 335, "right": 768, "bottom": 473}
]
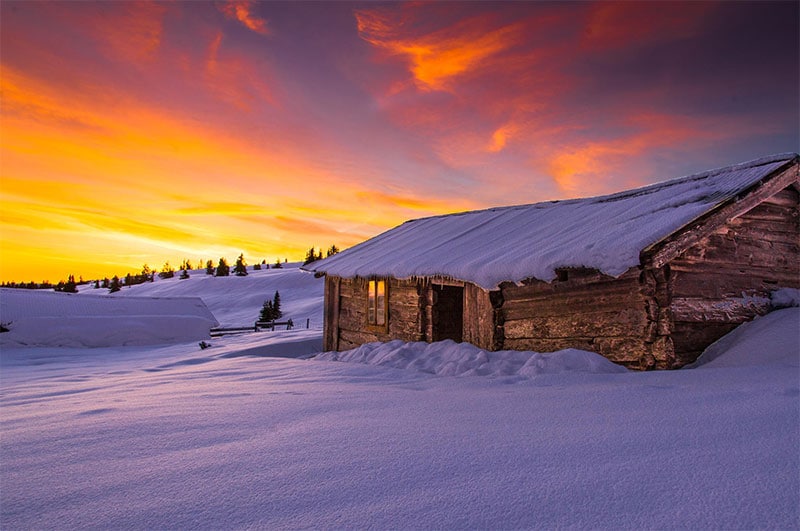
[
  {"left": 273, "top": 258, "right": 282, "bottom": 269},
  {"left": 259, "top": 299, "right": 275, "bottom": 322},
  {"left": 159, "top": 261, "right": 175, "bottom": 279},
  {"left": 303, "top": 247, "right": 317, "bottom": 265},
  {"left": 109, "top": 276, "right": 122, "bottom": 293},
  {"left": 206, "top": 259, "right": 215, "bottom": 275},
  {"left": 253, "top": 263, "right": 261, "bottom": 270},
  {"left": 272, "top": 290, "right": 282, "bottom": 319},
  {"left": 102, "top": 277, "right": 110, "bottom": 289},
  {"left": 179, "top": 269, "right": 190, "bottom": 280},
  {"left": 215, "top": 257, "right": 230, "bottom": 277},
  {"left": 233, "top": 253, "right": 248, "bottom": 276},
  {"left": 327, "top": 244, "right": 340, "bottom": 257},
  {"left": 94, "top": 280, "right": 100, "bottom": 289}
]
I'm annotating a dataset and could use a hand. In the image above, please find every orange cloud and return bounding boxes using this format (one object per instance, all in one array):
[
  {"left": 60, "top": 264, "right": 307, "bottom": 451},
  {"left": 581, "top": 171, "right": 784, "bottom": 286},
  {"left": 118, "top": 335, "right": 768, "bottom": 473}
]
[
  {"left": 581, "top": 1, "right": 714, "bottom": 50},
  {"left": 218, "top": 1, "right": 269, "bottom": 35},
  {"left": 356, "top": 9, "right": 520, "bottom": 91},
  {"left": 203, "top": 30, "right": 277, "bottom": 110}
]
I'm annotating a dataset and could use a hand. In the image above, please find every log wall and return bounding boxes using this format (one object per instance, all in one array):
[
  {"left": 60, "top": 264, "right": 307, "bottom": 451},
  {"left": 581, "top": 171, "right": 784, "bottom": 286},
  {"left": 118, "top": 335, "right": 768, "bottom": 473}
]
[
  {"left": 666, "top": 187, "right": 799, "bottom": 365},
  {"left": 498, "top": 268, "right": 669, "bottom": 369}
]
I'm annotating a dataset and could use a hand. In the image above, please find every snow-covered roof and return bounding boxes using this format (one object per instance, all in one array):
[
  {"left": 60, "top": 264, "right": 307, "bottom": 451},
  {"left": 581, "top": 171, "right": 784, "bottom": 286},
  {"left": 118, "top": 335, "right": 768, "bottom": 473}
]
[{"left": 306, "top": 153, "right": 798, "bottom": 290}]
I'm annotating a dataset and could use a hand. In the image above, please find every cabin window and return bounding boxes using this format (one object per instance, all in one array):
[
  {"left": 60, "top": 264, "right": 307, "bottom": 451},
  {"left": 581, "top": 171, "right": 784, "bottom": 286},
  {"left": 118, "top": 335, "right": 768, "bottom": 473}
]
[{"left": 368, "top": 279, "right": 387, "bottom": 326}]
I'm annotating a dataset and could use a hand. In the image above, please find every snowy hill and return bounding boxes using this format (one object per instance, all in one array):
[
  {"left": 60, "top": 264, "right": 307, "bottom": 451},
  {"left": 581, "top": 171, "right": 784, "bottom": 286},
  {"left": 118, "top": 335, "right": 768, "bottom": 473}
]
[
  {"left": 0, "top": 269, "right": 798, "bottom": 529},
  {"left": 90, "top": 263, "right": 324, "bottom": 328}
]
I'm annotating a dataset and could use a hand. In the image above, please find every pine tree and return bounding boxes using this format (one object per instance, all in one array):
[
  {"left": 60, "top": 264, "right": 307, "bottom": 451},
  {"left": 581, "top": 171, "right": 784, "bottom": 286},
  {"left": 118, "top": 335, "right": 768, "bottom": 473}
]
[
  {"left": 326, "top": 244, "right": 340, "bottom": 257},
  {"left": 233, "top": 253, "right": 248, "bottom": 276},
  {"left": 206, "top": 259, "right": 215, "bottom": 275},
  {"left": 272, "top": 290, "right": 282, "bottom": 319},
  {"left": 273, "top": 258, "right": 282, "bottom": 269},
  {"left": 253, "top": 263, "right": 261, "bottom": 270},
  {"left": 159, "top": 261, "right": 175, "bottom": 279},
  {"left": 179, "top": 269, "right": 190, "bottom": 280},
  {"left": 303, "top": 247, "right": 317, "bottom": 265},
  {"left": 109, "top": 276, "right": 122, "bottom": 293},
  {"left": 215, "top": 257, "right": 230, "bottom": 276},
  {"left": 259, "top": 300, "right": 275, "bottom": 322}
]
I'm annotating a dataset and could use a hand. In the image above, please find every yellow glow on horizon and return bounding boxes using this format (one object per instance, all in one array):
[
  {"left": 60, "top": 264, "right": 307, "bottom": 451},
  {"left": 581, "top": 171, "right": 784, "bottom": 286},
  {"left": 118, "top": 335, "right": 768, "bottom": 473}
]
[{"left": 0, "top": 65, "right": 476, "bottom": 282}]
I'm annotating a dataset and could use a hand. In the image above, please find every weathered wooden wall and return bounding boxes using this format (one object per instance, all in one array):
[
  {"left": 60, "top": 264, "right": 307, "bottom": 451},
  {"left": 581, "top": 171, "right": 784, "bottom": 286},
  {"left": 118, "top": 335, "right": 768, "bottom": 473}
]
[
  {"left": 334, "top": 277, "right": 425, "bottom": 351},
  {"left": 498, "top": 268, "right": 669, "bottom": 369},
  {"left": 665, "top": 186, "right": 800, "bottom": 364},
  {"left": 463, "top": 283, "right": 503, "bottom": 350}
]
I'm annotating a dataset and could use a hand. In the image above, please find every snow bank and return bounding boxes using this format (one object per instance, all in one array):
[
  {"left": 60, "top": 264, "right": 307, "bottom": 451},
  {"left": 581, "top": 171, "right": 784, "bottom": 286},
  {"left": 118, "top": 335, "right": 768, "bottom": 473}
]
[
  {"left": 0, "top": 288, "right": 218, "bottom": 348},
  {"left": 1, "top": 316, "right": 217, "bottom": 348},
  {"left": 771, "top": 287, "right": 800, "bottom": 309},
  {"left": 687, "top": 307, "right": 800, "bottom": 369},
  {"left": 307, "top": 153, "right": 796, "bottom": 289},
  {"left": 99, "top": 264, "right": 323, "bottom": 328},
  {"left": 314, "top": 339, "right": 628, "bottom": 378}
]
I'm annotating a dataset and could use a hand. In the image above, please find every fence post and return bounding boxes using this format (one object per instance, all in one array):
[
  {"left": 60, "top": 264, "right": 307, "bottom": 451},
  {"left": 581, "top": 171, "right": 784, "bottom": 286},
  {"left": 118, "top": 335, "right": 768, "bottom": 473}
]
[{"left": 306, "top": 318, "right": 309, "bottom": 329}]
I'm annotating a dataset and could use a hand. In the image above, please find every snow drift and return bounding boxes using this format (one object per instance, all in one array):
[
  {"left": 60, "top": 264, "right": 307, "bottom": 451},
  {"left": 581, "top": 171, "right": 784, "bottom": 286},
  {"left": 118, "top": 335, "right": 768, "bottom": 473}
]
[
  {"left": 314, "top": 339, "right": 628, "bottom": 379},
  {"left": 0, "top": 288, "right": 218, "bottom": 347}
]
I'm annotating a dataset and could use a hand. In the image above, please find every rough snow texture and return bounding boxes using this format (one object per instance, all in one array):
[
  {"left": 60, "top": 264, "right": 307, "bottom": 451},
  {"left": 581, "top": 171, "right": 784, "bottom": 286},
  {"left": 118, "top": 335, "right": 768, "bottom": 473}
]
[
  {"left": 0, "top": 288, "right": 219, "bottom": 348},
  {"left": 1, "top": 267, "right": 798, "bottom": 529},
  {"left": 315, "top": 339, "right": 628, "bottom": 379},
  {"left": 307, "top": 153, "right": 797, "bottom": 289}
]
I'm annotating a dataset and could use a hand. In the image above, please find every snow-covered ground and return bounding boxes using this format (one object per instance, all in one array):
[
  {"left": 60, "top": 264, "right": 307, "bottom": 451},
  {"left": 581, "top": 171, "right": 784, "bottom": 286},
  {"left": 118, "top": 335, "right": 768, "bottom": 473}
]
[{"left": 1, "top": 266, "right": 798, "bottom": 529}]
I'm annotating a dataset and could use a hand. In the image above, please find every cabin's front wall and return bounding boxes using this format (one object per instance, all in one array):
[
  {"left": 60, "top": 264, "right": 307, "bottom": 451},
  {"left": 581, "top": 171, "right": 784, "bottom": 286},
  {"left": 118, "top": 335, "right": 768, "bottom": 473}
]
[
  {"left": 498, "top": 269, "right": 673, "bottom": 370},
  {"left": 328, "top": 277, "right": 425, "bottom": 351},
  {"left": 665, "top": 186, "right": 800, "bottom": 365}
]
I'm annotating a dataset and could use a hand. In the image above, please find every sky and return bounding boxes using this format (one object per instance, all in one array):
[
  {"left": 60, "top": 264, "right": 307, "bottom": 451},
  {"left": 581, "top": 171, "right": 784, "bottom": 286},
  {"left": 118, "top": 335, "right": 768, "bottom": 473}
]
[{"left": 0, "top": 1, "right": 797, "bottom": 283}]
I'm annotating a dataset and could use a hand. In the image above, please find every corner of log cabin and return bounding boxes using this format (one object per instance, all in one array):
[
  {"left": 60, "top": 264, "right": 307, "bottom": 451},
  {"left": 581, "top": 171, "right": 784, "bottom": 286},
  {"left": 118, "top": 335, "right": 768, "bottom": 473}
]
[{"left": 663, "top": 184, "right": 799, "bottom": 365}]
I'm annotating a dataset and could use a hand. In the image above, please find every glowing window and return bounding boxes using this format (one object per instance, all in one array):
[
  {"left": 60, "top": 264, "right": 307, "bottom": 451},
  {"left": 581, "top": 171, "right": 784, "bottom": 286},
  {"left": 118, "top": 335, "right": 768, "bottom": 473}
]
[{"left": 368, "top": 279, "right": 386, "bottom": 326}]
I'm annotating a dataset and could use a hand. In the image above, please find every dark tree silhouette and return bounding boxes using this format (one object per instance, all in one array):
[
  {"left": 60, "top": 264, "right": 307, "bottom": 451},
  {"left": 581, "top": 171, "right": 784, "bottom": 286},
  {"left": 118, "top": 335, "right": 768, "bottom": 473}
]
[
  {"left": 259, "top": 300, "right": 275, "bottom": 322},
  {"left": 109, "top": 276, "right": 122, "bottom": 293},
  {"left": 215, "top": 257, "right": 230, "bottom": 277},
  {"left": 272, "top": 290, "right": 282, "bottom": 319},
  {"left": 233, "top": 253, "right": 248, "bottom": 276}
]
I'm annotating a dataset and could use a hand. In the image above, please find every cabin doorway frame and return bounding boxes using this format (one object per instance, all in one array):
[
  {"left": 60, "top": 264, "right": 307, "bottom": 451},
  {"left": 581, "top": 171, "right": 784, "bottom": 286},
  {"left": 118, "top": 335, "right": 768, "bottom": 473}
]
[{"left": 431, "top": 284, "right": 464, "bottom": 343}]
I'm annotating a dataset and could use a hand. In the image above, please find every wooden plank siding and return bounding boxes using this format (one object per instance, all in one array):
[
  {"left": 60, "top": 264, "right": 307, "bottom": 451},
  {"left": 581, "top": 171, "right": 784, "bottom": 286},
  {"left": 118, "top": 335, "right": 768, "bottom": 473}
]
[
  {"left": 665, "top": 186, "right": 799, "bottom": 365},
  {"left": 498, "top": 269, "right": 671, "bottom": 369}
]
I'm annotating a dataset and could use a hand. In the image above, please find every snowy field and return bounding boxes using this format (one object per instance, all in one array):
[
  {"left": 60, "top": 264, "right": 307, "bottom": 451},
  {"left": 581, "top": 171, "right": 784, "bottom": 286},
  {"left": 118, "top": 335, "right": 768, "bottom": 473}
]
[{"left": 1, "top": 266, "right": 798, "bottom": 529}]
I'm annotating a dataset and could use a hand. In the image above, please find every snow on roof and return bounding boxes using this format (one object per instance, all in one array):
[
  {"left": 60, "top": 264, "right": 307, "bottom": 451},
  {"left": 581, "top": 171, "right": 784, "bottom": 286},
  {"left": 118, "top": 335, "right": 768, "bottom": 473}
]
[{"left": 306, "top": 153, "right": 798, "bottom": 290}]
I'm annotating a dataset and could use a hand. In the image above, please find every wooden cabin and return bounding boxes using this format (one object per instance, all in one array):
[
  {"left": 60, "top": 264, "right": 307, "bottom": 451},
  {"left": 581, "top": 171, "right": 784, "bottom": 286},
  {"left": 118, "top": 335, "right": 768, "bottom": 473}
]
[{"left": 305, "top": 154, "right": 799, "bottom": 369}]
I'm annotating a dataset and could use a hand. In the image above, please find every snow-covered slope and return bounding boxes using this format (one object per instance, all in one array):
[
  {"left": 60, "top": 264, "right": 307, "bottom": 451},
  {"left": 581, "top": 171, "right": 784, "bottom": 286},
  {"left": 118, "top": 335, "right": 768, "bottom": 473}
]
[
  {"left": 1, "top": 306, "right": 798, "bottom": 529},
  {"left": 1, "top": 266, "right": 798, "bottom": 529},
  {"left": 307, "top": 153, "right": 797, "bottom": 289},
  {"left": 100, "top": 264, "right": 323, "bottom": 328}
]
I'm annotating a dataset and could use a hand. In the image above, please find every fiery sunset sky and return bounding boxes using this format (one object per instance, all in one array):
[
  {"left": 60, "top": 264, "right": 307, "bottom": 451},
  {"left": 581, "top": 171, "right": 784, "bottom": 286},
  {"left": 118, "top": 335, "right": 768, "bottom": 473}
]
[{"left": 1, "top": 1, "right": 797, "bottom": 282}]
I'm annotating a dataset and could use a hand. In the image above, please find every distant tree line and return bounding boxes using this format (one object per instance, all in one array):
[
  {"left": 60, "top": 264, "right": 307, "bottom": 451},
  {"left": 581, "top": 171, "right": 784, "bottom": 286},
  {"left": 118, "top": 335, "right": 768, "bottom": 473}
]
[
  {"left": 2, "top": 248, "right": 336, "bottom": 293},
  {"left": 303, "top": 245, "right": 339, "bottom": 265}
]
